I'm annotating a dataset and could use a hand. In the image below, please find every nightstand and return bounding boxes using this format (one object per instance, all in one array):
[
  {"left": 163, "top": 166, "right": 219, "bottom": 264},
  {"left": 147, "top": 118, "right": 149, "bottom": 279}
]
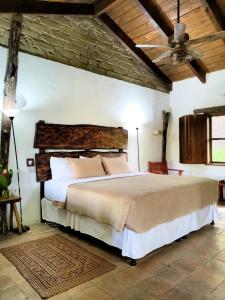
[
  {"left": 0, "top": 195, "right": 22, "bottom": 234},
  {"left": 218, "top": 180, "right": 225, "bottom": 202}
]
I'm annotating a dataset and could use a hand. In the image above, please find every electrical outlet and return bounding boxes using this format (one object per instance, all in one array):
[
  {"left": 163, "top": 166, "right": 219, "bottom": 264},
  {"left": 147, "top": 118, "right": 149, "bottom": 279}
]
[{"left": 26, "top": 158, "right": 34, "bottom": 167}]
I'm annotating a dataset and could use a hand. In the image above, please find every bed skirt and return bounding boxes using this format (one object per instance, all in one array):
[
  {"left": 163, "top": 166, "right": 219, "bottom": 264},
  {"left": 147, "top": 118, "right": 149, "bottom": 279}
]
[{"left": 42, "top": 198, "right": 218, "bottom": 259}]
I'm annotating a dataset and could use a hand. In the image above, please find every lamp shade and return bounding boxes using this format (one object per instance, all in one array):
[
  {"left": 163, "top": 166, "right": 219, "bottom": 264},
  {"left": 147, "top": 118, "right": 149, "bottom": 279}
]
[{"left": 2, "top": 94, "right": 27, "bottom": 118}]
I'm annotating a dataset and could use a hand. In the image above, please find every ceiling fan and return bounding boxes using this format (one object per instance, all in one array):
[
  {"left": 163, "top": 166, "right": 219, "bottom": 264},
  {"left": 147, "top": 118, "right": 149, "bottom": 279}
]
[{"left": 136, "top": 0, "right": 225, "bottom": 65}]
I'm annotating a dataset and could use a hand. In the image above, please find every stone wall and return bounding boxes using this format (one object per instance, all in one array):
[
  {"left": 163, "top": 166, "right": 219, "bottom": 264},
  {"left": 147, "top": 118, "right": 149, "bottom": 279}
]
[{"left": 0, "top": 14, "right": 169, "bottom": 92}]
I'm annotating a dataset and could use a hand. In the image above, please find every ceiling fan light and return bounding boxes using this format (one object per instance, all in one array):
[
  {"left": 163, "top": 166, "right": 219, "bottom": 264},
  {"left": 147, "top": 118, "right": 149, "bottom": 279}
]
[
  {"left": 167, "top": 55, "right": 186, "bottom": 66},
  {"left": 186, "top": 54, "right": 193, "bottom": 61}
]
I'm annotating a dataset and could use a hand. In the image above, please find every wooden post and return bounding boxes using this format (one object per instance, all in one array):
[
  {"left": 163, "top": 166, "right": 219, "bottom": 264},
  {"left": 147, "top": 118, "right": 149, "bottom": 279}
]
[
  {"left": 0, "top": 14, "right": 23, "bottom": 167},
  {"left": 162, "top": 110, "right": 170, "bottom": 162}
]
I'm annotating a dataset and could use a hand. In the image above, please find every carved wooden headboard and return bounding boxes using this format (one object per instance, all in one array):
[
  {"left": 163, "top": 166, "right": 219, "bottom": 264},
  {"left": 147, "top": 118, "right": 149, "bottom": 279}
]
[{"left": 34, "top": 121, "right": 128, "bottom": 183}]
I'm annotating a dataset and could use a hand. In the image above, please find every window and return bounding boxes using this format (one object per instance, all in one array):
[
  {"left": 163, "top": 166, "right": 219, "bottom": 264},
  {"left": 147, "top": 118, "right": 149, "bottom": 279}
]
[{"left": 210, "top": 116, "right": 225, "bottom": 164}]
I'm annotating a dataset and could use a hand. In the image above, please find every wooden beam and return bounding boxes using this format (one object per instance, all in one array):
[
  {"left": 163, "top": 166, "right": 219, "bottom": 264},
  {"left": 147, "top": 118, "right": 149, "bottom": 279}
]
[
  {"left": 0, "top": 0, "right": 94, "bottom": 15},
  {"left": 138, "top": 0, "right": 173, "bottom": 37},
  {"left": 201, "top": 0, "right": 225, "bottom": 31},
  {"left": 1, "top": 15, "right": 22, "bottom": 167},
  {"left": 187, "top": 59, "right": 206, "bottom": 83},
  {"left": 137, "top": 0, "right": 207, "bottom": 83},
  {"left": 194, "top": 105, "right": 225, "bottom": 116},
  {"left": 95, "top": 0, "right": 116, "bottom": 16},
  {"left": 99, "top": 13, "right": 172, "bottom": 91}
]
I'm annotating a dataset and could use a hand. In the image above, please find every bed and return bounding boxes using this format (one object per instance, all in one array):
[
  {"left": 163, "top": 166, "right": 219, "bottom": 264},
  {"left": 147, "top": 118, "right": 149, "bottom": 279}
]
[{"left": 34, "top": 121, "right": 218, "bottom": 265}]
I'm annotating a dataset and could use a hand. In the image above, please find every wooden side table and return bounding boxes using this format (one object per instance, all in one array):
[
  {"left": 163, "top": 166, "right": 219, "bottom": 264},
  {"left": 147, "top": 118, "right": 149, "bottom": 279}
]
[
  {"left": 0, "top": 195, "right": 23, "bottom": 234},
  {"left": 218, "top": 180, "right": 225, "bottom": 202}
]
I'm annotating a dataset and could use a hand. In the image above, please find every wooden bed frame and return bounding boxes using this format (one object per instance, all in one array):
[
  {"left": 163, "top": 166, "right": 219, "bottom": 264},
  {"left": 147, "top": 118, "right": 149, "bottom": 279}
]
[
  {"left": 34, "top": 120, "right": 128, "bottom": 220},
  {"left": 34, "top": 121, "right": 216, "bottom": 266}
]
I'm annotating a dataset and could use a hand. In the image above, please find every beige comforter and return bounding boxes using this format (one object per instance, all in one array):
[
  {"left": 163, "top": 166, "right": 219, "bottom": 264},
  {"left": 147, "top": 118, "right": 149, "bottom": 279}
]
[{"left": 66, "top": 174, "right": 218, "bottom": 233}]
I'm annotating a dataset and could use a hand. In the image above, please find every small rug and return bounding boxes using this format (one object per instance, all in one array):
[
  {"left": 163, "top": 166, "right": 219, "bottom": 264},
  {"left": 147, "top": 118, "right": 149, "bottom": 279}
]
[{"left": 0, "top": 234, "right": 115, "bottom": 299}]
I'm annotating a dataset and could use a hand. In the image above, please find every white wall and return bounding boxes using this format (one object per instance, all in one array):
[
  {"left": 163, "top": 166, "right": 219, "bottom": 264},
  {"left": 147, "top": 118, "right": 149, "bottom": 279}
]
[
  {"left": 168, "top": 69, "right": 225, "bottom": 180},
  {"left": 0, "top": 46, "right": 170, "bottom": 225}
]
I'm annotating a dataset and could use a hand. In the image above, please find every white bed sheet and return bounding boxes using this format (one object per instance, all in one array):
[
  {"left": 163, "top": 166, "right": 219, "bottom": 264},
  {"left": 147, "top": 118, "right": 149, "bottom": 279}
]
[
  {"left": 42, "top": 198, "right": 218, "bottom": 259},
  {"left": 44, "top": 172, "right": 149, "bottom": 202}
]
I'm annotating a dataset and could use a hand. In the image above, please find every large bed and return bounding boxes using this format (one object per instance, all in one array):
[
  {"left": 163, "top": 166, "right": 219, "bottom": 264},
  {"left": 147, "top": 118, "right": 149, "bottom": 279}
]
[{"left": 34, "top": 121, "right": 218, "bottom": 264}]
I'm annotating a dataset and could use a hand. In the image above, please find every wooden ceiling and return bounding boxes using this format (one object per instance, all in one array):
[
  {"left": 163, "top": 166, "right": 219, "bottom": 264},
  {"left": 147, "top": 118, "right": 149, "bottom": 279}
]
[
  {"left": 1, "top": 0, "right": 225, "bottom": 87},
  {"left": 104, "top": 0, "right": 225, "bottom": 82}
]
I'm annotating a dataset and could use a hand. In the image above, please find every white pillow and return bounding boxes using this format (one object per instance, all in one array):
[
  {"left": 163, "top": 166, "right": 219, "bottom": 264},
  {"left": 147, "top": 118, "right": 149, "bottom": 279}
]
[{"left": 50, "top": 157, "right": 74, "bottom": 180}]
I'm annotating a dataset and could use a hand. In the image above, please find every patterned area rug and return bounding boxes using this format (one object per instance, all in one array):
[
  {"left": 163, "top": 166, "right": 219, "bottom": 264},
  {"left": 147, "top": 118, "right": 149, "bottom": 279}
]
[{"left": 0, "top": 234, "right": 115, "bottom": 299}]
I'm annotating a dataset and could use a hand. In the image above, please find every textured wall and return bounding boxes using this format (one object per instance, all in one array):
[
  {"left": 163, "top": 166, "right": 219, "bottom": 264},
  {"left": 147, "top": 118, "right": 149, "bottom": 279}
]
[{"left": 0, "top": 14, "right": 169, "bottom": 92}]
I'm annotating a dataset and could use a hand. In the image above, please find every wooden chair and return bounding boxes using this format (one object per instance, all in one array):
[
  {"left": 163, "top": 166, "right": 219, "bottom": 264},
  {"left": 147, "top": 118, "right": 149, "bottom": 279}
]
[{"left": 148, "top": 161, "right": 184, "bottom": 176}]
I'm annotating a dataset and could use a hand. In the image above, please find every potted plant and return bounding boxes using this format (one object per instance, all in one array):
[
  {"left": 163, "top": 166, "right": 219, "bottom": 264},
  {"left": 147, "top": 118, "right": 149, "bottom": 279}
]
[{"left": 0, "top": 165, "right": 13, "bottom": 199}]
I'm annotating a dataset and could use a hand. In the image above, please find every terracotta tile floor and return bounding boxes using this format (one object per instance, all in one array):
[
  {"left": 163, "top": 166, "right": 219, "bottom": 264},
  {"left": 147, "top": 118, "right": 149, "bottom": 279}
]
[{"left": 1, "top": 205, "right": 225, "bottom": 300}]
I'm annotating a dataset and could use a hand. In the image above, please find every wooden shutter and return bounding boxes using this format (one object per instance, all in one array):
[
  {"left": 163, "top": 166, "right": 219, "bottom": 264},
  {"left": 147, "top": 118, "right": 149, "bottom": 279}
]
[{"left": 179, "top": 114, "right": 207, "bottom": 164}]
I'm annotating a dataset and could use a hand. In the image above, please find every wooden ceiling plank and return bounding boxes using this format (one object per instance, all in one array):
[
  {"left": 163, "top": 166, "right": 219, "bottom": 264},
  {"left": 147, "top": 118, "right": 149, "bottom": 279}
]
[
  {"left": 124, "top": 15, "right": 148, "bottom": 34},
  {"left": 0, "top": 0, "right": 95, "bottom": 15},
  {"left": 159, "top": 69, "right": 193, "bottom": 81},
  {"left": 114, "top": 5, "right": 142, "bottom": 27},
  {"left": 205, "top": 63, "right": 225, "bottom": 72},
  {"left": 137, "top": 0, "right": 206, "bottom": 83},
  {"left": 107, "top": 0, "right": 137, "bottom": 20},
  {"left": 186, "top": 22, "right": 215, "bottom": 38},
  {"left": 134, "top": 30, "right": 166, "bottom": 44},
  {"left": 198, "top": 45, "right": 225, "bottom": 58},
  {"left": 95, "top": 0, "right": 117, "bottom": 16},
  {"left": 202, "top": 55, "right": 225, "bottom": 65},
  {"left": 192, "top": 40, "right": 224, "bottom": 52},
  {"left": 99, "top": 13, "right": 172, "bottom": 90},
  {"left": 160, "top": 65, "right": 193, "bottom": 75},
  {"left": 165, "top": 0, "right": 202, "bottom": 21},
  {"left": 129, "top": 23, "right": 155, "bottom": 40}
]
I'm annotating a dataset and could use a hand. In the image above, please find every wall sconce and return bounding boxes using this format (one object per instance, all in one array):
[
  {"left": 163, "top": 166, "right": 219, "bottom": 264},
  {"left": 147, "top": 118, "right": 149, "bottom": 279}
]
[{"left": 152, "top": 129, "right": 163, "bottom": 135}]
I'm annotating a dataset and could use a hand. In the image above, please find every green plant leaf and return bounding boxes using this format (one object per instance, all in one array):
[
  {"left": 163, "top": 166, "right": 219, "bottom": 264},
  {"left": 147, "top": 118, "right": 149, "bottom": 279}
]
[{"left": 0, "top": 175, "right": 8, "bottom": 187}]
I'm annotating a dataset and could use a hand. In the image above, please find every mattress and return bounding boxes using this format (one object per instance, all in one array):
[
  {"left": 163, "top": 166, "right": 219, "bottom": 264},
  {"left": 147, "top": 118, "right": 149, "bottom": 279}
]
[
  {"left": 45, "top": 173, "right": 218, "bottom": 233},
  {"left": 42, "top": 198, "right": 219, "bottom": 259}
]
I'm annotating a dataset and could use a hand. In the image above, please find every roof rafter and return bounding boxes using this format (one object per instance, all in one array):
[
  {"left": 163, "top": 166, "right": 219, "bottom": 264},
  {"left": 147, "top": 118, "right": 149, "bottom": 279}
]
[
  {"left": 138, "top": 0, "right": 207, "bottom": 83},
  {"left": 201, "top": 0, "right": 225, "bottom": 31},
  {"left": 99, "top": 13, "right": 172, "bottom": 91},
  {"left": 201, "top": 0, "right": 225, "bottom": 45},
  {"left": 0, "top": 0, "right": 95, "bottom": 15}
]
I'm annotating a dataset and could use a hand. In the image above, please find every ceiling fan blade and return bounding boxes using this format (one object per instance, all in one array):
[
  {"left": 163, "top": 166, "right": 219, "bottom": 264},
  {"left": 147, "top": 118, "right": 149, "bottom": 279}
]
[
  {"left": 187, "top": 31, "right": 225, "bottom": 46},
  {"left": 190, "top": 49, "right": 203, "bottom": 59},
  {"left": 135, "top": 44, "right": 171, "bottom": 49},
  {"left": 174, "top": 23, "right": 186, "bottom": 42},
  {"left": 153, "top": 51, "right": 172, "bottom": 63}
]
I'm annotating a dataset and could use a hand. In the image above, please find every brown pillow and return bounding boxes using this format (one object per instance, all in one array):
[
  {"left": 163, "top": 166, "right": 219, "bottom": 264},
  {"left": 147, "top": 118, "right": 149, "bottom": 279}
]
[
  {"left": 101, "top": 155, "right": 131, "bottom": 175},
  {"left": 66, "top": 156, "right": 105, "bottom": 179}
]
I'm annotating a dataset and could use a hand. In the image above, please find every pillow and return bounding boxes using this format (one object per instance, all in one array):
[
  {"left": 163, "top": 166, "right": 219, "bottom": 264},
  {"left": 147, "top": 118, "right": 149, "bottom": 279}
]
[
  {"left": 101, "top": 155, "right": 131, "bottom": 175},
  {"left": 66, "top": 156, "right": 105, "bottom": 179},
  {"left": 50, "top": 157, "right": 74, "bottom": 180}
]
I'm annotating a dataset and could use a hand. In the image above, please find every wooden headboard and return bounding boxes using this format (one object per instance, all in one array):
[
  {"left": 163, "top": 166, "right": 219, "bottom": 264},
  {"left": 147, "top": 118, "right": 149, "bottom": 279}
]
[{"left": 34, "top": 121, "right": 128, "bottom": 182}]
